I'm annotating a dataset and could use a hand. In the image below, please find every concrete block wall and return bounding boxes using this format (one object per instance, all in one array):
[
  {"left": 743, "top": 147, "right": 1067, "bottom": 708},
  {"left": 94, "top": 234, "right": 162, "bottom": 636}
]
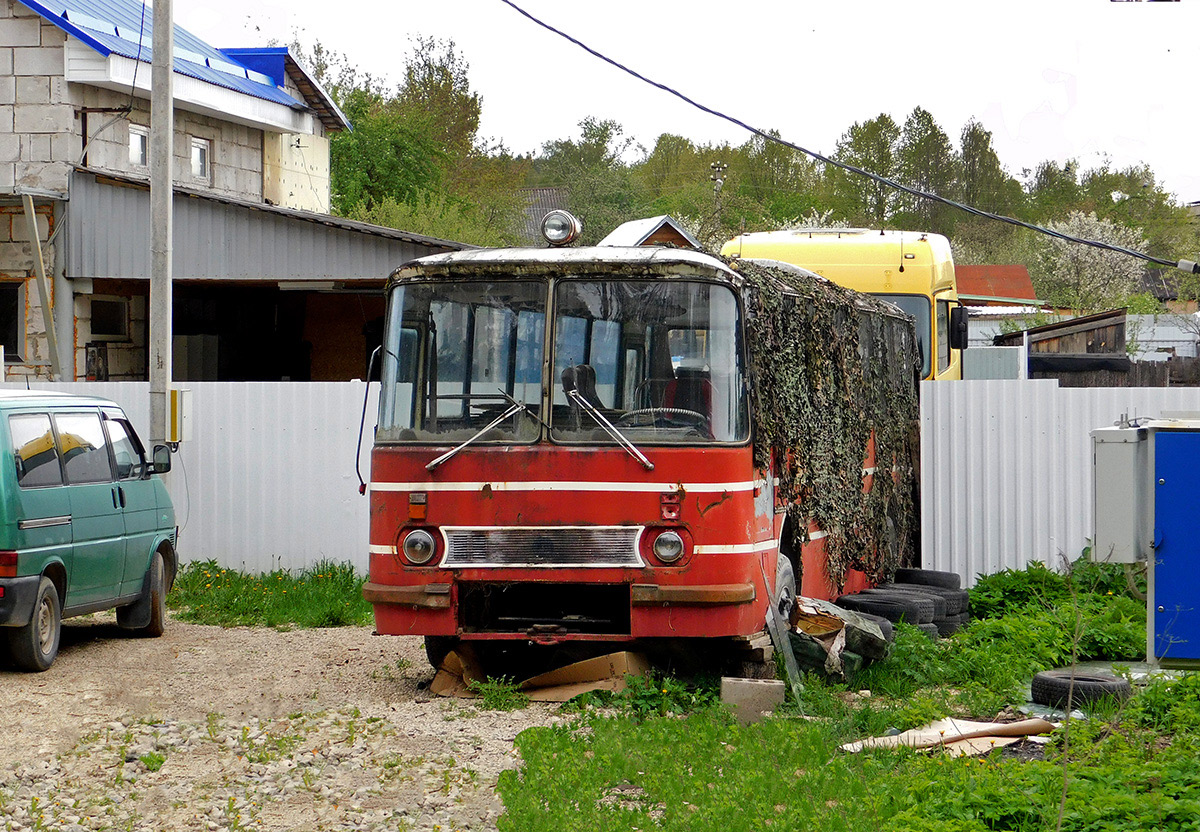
[
  {"left": 74, "top": 289, "right": 147, "bottom": 380},
  {"left": 0, "top": 7, "right": 72, "bottom": 193},
  {"left": 73, "top": 90, "right": 266, "bottom": 202},
  {"left": 0, "top": 202, "right": 56, "bottom": 379}
]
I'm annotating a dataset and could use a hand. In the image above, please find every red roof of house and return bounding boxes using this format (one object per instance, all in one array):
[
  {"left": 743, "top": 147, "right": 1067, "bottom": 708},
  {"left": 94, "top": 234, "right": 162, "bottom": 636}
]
[{"left": 955, "top": 265, "right": 1038, "bottom": 304}]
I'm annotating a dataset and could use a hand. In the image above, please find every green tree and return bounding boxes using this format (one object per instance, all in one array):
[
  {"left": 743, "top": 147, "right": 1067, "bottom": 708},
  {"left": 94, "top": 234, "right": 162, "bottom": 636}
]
[
  {"left": 895, "top": 107, "right": 961, "bottom": 234},
  {"left": 1026, "top": 160, "right": 1083, "bottom": 224},
  {"left": 959, "top": 118, "right": 1024, "bottom": 216},
  {"left": 329, "top": 87, "right": 442, "bottom": 215},
  {"left": 532, "top": 117, "right": 643, "bottom": 244},
  {"left": 828, "top": 114, "right": 901, "bottom": 226},
  {"left": 395, "top": 36, "right": 481, "bottom": 161}
]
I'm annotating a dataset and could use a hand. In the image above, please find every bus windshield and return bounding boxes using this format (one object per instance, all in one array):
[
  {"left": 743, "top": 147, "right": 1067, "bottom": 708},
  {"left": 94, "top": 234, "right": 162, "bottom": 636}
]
[
  {"left": 378, "top": 280, "right": 547, "bottom": 443},
  {"left": 377, "top": 277, "right": 749, "bottom": 445},
  {"left": 874, "top": 294, "right": 931, "bottom": 379},
  {"left": 551, "top": 279, "right": 747, "bottom": 444}
]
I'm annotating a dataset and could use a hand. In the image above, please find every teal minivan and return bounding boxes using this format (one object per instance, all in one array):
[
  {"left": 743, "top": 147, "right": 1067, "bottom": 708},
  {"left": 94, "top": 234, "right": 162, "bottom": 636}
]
[{"left": 0, "top": 391, "right": 177, "bottom": 672}]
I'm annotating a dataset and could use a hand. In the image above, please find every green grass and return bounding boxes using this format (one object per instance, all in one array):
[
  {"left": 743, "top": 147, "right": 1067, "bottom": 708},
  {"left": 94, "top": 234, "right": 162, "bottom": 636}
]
[
  {"left": 168, "top": 559, "right": 373, "bottom": 628},
  {"left": 499, "top": 560, "right": 1196, "bottom": 832}
]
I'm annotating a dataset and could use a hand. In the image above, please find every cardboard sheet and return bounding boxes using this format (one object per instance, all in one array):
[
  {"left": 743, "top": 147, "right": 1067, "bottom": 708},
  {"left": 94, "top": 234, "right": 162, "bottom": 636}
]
[{"left": 430, "top": 650, "right": 651, "bottom": 702}]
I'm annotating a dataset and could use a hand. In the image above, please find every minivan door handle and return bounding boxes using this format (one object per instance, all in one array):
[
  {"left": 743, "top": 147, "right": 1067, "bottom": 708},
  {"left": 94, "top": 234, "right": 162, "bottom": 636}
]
[
  {"left": 117, "top": 485, "right": 126, "bottom": 508},
  {"left": 112, "top": 486, "right": 119, "bottom": 508}
]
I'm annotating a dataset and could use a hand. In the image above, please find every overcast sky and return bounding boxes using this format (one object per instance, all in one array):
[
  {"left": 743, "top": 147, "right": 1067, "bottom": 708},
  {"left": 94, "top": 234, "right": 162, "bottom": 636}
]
[{"left": 176, "top": 0, "right": 1199, "bottom": 204}]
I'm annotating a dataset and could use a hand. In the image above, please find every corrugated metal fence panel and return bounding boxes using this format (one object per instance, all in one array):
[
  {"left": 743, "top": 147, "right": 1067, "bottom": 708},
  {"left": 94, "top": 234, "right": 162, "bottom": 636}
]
[
  {"left": 0, "top": 381, "right": 376, "bottom": 574},
  {"left": 922, "top": 381, "right": 1200, "bottom": 587},
  {"left": 68, "top": 171, "right": 438, "bottom": 280}
]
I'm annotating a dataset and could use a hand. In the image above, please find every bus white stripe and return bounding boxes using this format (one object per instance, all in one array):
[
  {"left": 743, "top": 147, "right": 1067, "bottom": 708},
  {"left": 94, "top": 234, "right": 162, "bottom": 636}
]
[{"left": 368, "top": 480, "right": 765, "bottom": 494}]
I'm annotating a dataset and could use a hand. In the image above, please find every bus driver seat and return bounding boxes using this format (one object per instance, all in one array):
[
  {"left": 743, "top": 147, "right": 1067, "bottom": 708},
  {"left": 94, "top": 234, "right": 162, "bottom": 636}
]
[{"left": 664, "top": 367, "right": 713, "bottom": 418}]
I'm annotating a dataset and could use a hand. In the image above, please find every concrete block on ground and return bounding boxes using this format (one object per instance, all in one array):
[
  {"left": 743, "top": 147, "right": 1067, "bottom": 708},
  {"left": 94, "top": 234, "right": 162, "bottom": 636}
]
[{"left": 721, "top": 676, "right": 786, "bottom": 725}]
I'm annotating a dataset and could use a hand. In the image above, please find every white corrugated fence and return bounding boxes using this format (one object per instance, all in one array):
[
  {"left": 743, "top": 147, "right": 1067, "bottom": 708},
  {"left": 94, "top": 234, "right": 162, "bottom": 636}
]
[
  {"left": 6, "top": 379, "right": 1196, "bottom": 583},
  {"left": 0, "top": 381, "right": 377, "bottom": 573},
  {"left": 920, "top": 380, "right": 1200, "bottom": 586}
]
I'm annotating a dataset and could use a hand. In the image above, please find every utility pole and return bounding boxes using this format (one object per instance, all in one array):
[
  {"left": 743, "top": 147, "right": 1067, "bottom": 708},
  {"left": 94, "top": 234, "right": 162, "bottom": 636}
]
[{"left": 149, "top": 0, "right": 173, "bottom": 443}]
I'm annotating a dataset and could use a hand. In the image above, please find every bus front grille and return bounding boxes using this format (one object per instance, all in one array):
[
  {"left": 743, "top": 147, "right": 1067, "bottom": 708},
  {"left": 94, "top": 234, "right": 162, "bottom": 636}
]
[{"left": 441, "top": 526, "right": 643, "bottom": 568}]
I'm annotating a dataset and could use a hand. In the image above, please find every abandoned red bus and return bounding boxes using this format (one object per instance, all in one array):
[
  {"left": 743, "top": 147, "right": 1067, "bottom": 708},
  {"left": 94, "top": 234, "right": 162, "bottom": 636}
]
[{"left": 363, "top": 230, "right": 918, "bottom": 670}]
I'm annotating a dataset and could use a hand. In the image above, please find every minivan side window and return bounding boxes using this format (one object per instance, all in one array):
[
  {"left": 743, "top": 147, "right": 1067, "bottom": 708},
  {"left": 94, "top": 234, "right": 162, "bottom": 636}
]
[
  {"left": 54, "top": 412, "right": 114, "bottom": 485},
  {"left": 104, "top": 418, "right": 145, "bottom": 480},
  {"left": 10, "top": 413, "right": 63, "bottom": 488}
]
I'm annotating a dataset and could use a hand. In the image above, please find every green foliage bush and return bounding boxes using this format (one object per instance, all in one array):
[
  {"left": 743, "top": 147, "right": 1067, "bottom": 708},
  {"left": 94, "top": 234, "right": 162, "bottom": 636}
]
[{"left": 169, "top": 559, "right": 373, "bottom": 629}]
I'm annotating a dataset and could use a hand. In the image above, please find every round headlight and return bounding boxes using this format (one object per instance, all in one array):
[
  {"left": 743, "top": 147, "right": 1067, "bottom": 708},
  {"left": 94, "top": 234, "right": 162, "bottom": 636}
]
[
  {"left": 541, "top": 210, "right": 582, "bottom": 246},
  {"left": 402, "top": 529, "right": 436, "bottom": 565},
  {"left": 652, "top": 530, "right": 684, "bottom": 564}
]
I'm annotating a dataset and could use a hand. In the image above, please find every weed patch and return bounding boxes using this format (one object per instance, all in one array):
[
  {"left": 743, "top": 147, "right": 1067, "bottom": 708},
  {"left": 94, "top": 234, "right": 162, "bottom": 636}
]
[{"left": 169, "top": 560, "right": 373, "bottom": 628}]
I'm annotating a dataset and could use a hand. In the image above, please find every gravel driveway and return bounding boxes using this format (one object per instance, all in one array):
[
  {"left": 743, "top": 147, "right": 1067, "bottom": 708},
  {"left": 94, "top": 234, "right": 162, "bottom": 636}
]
[{"left": 0, "top": 614, "right": 561, "bottom": 831}]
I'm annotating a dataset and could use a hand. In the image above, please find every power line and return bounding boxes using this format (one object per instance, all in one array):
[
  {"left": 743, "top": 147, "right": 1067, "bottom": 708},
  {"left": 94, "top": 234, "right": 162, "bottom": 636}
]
[{"left": 496, "top": 0, "right": 1199, "bottom": 276}]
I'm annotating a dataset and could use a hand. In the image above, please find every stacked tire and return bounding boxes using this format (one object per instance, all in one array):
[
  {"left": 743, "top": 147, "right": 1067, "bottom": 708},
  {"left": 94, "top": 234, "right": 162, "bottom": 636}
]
[{"left": 836, "top": 568, "right": 969, "bottom": 640}]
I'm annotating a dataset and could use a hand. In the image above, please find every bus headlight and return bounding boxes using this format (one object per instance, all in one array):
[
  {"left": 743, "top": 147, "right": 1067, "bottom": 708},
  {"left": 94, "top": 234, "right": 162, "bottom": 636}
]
[
  {"left": 652, "top": 530, "right": 684, "bottom": 564},
  {"left": 541, "top": 210, "right": 582, "bottom": 246},
  {"left": 402, "top": 529, "right": 437, "bottom": 565}
]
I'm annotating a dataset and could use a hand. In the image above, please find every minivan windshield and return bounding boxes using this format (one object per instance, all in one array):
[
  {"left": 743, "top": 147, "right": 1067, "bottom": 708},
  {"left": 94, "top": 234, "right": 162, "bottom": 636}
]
[{"left": 378, "top": 276, "right": 748, "bottom": 445}]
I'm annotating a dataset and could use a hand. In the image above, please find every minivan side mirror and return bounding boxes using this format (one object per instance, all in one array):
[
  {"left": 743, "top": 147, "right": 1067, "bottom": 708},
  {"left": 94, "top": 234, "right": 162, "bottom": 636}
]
[
  {"left": 148, "top": 444, "right": 172, "bottom": 475},
  {"left": 949, "top": 305, "right": 970, "bottom": 350}
]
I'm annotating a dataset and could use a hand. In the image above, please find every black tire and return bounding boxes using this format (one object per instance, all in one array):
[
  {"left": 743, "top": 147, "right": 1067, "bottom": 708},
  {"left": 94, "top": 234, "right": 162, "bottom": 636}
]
[
  {"left": 860, "top": 589, "right": 936, "bottom": 623},
  {"left": 893, "top": 568, "right": 961, "bottom": 590},
  {"left": 424, "top": 636, "right": 458, "bottom": 670},
  {"left": 775, "top": 556, "right": 797, "bottom": 621},
  {"left": 117, "top": 551, "right": 168, "bottom": 636},
  {"left": 917, "top": 622, "right": 941, "bottom": 640},
  {"left": 934, "top": 616, "right": 961, "bottom": 638},
  {"left": 1031, "top": 669, "right": 1132, "bottom": 710},
  {"left": 889, "top": 583, "right": 968, "bottom": 616},
  {"left": 835, "top": 593, "right": 924, "bottom": 625},
  {"left": 141, "top": 552, "right": 167, "bottom": 638},
  {"left": 869, "top": 587, "right": 947, "bottom": 619},
  {"left": 8, "top": 576, "right": 61, "bottom": 672},
  {"left": 856, "top": 612, "right": 895, "bottom": 643}
]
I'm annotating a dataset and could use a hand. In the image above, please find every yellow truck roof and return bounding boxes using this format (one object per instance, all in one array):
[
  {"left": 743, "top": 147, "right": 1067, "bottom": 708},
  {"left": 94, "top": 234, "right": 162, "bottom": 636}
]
[{"left": 721, "top": 229, "right": 957, "bottom": 297}]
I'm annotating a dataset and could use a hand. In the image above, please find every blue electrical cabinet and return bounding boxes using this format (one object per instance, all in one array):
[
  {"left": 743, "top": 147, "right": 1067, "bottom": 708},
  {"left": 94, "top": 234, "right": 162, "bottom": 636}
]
[{"left": 1153, "top": 430, "right": 1200, "bottom": 663}]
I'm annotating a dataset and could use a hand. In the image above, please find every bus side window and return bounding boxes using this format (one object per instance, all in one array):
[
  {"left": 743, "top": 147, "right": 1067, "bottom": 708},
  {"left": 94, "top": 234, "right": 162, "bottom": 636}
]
[{"left": 936, "top": 300, "right": 951, "bottom": 374}]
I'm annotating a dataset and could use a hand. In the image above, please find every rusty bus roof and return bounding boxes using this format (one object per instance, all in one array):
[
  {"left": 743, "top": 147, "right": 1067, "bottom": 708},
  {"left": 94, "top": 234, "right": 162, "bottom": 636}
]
[{"left": 388, "top": 246, "right": 745, "bottom": 286}]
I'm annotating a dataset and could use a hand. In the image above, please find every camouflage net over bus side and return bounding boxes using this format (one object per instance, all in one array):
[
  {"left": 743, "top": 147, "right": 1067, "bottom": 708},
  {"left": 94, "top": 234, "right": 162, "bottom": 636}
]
[{"left": 729, "top": 258, "right": 920, "bottom": 591}]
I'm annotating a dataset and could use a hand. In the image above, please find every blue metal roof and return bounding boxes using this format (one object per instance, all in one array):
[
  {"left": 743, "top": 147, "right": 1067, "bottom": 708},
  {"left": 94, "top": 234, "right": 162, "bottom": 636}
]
[{"left": 16, "top": 0, "right": 307, "bottom": 112}]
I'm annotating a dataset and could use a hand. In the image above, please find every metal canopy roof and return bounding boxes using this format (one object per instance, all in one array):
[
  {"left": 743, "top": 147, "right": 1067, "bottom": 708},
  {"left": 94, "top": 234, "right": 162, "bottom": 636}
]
[{"left": 67, "top": 168, "right": 472, "bottom": 282}]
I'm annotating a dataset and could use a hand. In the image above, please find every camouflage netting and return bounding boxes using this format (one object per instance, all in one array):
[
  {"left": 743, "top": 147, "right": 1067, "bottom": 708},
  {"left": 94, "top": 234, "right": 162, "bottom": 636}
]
[{"left": 728, "top": 257, "right": 920, "bottom": 591}]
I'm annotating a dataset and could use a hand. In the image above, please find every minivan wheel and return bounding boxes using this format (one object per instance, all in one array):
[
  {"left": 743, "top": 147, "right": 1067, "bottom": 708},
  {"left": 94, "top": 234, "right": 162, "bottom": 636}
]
[
  {"left": 141, "top": 552, "right": 167, "bottom": 638},
  {"left": 9, "top": 576, "right": 61, "bottom": 672}
]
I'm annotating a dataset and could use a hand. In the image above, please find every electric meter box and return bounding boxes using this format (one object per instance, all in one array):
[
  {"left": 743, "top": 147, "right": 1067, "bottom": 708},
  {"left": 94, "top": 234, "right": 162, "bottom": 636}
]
[
  {"left": 168, "top": 387, "right": 192, "bottom": 443},
  {"left": 1093, "top": 419, "right": 1200, "bottom": 666},
  {"left": 1091, "top": 426, "right": 1150, "bottom": 564}
]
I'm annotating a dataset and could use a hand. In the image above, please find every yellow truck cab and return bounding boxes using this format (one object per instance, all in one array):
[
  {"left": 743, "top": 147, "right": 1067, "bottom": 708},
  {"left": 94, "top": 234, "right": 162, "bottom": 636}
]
[{"left": 722, "top": 229, "right": 968, "bottom": 380}]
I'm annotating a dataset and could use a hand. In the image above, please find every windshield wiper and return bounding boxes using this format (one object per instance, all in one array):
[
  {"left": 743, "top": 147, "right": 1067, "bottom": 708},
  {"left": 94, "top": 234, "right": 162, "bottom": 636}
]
[
  {"left": 426, "top": 393, "right": 534, "bottom": 471},
  {"left": 563, "top": 373, "right": 654, "bottom": 471}
]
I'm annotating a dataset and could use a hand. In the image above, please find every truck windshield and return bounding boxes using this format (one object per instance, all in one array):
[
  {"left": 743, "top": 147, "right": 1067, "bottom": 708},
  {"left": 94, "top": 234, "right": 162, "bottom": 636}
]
[
  {"left": 551, "top": 280, "right": 748, "bottom": 444},
  {"left": 874, "top": 294, "right": 931, "bottom": 379},
  {"left": 378, "top": 281, "right": 546, "bottom": 443}
]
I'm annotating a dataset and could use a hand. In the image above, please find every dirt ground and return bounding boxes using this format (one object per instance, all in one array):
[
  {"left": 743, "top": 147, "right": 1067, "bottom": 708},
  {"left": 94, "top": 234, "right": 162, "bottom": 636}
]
[{"left": 0, "top": 614, "right": 562, "bottom": 831}]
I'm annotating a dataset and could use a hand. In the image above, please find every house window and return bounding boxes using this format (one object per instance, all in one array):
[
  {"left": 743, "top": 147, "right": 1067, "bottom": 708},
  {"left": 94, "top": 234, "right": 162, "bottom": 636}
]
[
  {"left": 128, "top": 124, "right": 149, "bottom": 167},
  {"left": 90, "top": 297, "right": 130, "bottom": 341},
  {"left": 0, "top": 282, "right": 22, "bottom": 361},
  {"left": 190, "top": 137, "right": 211, "bottom": 182}
]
